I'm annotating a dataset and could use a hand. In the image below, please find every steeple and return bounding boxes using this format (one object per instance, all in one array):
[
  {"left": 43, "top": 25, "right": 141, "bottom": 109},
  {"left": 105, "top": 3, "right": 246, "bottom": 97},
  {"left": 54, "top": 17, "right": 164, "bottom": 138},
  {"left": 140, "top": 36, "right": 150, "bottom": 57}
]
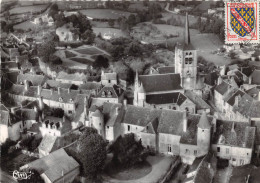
[
  {"left": 184, "top": 12, "right": 190, "bottom": 45},
  {"left": 197, "top": 111, "right": 211, "bottom": 129}
]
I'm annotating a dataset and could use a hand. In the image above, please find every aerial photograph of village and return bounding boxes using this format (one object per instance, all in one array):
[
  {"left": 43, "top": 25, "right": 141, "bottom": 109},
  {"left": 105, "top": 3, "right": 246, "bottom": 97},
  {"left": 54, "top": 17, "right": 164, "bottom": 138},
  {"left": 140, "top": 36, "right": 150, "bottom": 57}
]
[{"left": 0, "top": 0, "right": 260, "bottom": 183}]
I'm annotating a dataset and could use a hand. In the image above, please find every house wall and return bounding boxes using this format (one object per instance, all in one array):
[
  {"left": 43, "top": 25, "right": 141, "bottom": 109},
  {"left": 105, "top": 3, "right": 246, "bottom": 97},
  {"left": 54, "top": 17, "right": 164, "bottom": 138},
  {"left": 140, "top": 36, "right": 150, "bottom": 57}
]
[
  {"left": 180, "top": 99, "right": 196, "bottom": 114},
  {"left": 39, "top": 125, "right": 62, "bottom": 137},
  {"left": 159, "top": 133, "right": 181, "bottom": 155},
  {"left": 94, "top": 97, "right": 119, "bottom": 106},
  {"left": 140, "top": 132, "right": 157, "bottom": 151},
  {"left": 179, "top": 143, "right": 197, "bottom": 164},
  {"left": 214, "top": 91, "right": 224, "bottom": 112},
  {"left": 0, "top": 124, "right": 8, "bottom": 143},
  {"left": 101, "top": 79, "right": 117, "bottom": 86},
  {"left": 121, "top": 123, "right": 144, "bottom": 138},
  {"left": 212, "top": 144, "right": 253, "bottom": 166},
  {"left": 56, "top": 79, "right": 84, "bottom": 85},
  {"left": 8, "top": 121, "right": 23, "bottom": 141}
]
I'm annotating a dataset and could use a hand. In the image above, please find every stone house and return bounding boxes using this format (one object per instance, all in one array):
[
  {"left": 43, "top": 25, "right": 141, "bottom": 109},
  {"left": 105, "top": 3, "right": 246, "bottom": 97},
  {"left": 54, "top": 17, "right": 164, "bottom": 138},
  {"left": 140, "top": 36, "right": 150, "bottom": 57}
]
[
  {"left": 101, "top": 71, "right": 117, "bottom": 86},
  {"left": 56, "top": 72, "right": 88, "bottom": 85},
  {"left": 21, "top": 148, "right": 80, "bottom": 183},
  {"left": 0, "top": 106, "right": 22, "bottom": 143},
  {"left": 211, "top": 120, "right": 255, "bottom": 166}
]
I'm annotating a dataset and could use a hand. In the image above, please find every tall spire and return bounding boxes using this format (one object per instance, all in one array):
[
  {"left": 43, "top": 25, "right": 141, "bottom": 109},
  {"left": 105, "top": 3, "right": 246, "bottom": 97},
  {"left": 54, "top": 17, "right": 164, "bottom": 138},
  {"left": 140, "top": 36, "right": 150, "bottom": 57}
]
[{"left": 184, "top": 12, "right": 190, "bottom": 45}]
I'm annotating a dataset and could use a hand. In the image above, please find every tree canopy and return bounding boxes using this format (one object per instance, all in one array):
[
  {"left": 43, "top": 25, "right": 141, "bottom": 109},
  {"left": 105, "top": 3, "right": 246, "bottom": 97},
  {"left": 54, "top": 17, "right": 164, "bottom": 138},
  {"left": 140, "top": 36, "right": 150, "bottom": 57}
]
[{"left": 93, "top": 55, "right": 109, "bottom": 69}]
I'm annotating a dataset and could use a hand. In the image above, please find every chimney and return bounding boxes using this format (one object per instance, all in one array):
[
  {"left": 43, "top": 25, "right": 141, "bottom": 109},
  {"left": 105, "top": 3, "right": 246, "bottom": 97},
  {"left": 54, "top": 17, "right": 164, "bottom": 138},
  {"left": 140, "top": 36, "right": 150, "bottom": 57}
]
[
  {"left": 48, "top": 124, "right": 51, "bottom": 129},
  {"left": 59, "top": 121, "right": 63, "bottom": 128},
  {"left": 58, "top": 87, "right": 61, "bottom": 95},
  {"left": 38, "top": 97, "right": 44, "bottom": 111},
  {"left": 37, "top": 85, "right": 42, "bottom": 96},
  {"left": 212, "top": 117, "right": 217, "bottom": 133},
  {"left": 249, "top": 76, "right": 252, "bottom": 84},
  {"left": 24, "top": 80, "right": 29, "bottom": 91},
  {"left": 63, "top": 115, "right": 66, "bottom": 123},
  {"left": 50, "top": 88, "right": 54, "bottom": 95},
  {"left": 115, "top": 107, "right": 119, "bottom": 115},
  {"left": 123, "top": 99, "right": 127, "bottom": 107},
  {"left": 234, "top": 95, "right": 241, "bottom": 107},
  {"left": 231, "top": 122, "right": 235, "bottom": 132},
  {"left": 101, "top": 70, "right": 104, "bottom": 75},
  {"left": 42, "top": 111, "right": 45, "bottom": 120},
  {"left": 217, "top": 76, "right": 222, "bottom": 85},
  {"left": 68, "top": 88, "right": 70, "bottom": 94},
  {"left": 34, "top": 106, "right": 38, "bottom": 112},
  {"left": 183, "top": 110, "right": 187, "bottom": 132},
  {"left": 10, "top": 107, "right": 16, "bottom": 114},
  {"left": 15, "top": 56, "right": 19, "bottom": 63},
  {"left": 258, "top": 91, "right": 260, "bottom": 101}
]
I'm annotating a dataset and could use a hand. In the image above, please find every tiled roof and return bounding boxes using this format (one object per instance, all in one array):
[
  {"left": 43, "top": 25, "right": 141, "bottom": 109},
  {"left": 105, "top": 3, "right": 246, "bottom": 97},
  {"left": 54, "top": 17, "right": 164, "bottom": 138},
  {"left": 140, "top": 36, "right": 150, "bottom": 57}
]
[
  {"left": 79, "top": 82, "right": 101, "bottom": 91},
  {"left": 197, "top": 112, "right": 211, "bottom": 129},
  {"left": 96, "top": 85, "right": 123, "bottom": 98},
  {"left": 212, "top": 120, "right": 255, "bottom": 148},
  {"left": 25, "top": 148, "right": 79, "bottom": 182},
  {"left": 226, "top": 90, "right": 245, "bottom": 106},
  {"left": 157, "top": 110, "right": 185, "bottom": 135},
  {"left": 17, "top": 73, "right": 47, "bottom": 86},
  {"left": 215, "top": 81, "right": 229, "bottom": 95},
  {"left": 0, "top": 110, "right": 21, "bottom": 126},
  {"left": 180, "top": 114, "right": 213, "bottom": 145},
  {"left": 102, "top": 102, "right": 123, "bottom": 127},
  {"left": 139, "top": 73, "right": 182, "bottom": 93},
  {"left": 142, "top": 118, "right": 159, "bottom": 134},
  {"left": 246, "top": 87, "right": 260, "bottom": 100},
  {"left": 56, "top": 72, "right": 88, "bottom": 82},
  {"left": 240, "top": 67, "right": 253, "bottom": 77},
  {"left": 146, "top": 92, "right": 186, "bottom": 105},
  {"left": 157, "top": 66, "right": 175, "bottom": 74},
  {"left": 204, "top": 71, "right": 218, "bottom": 86},
  {"left": 122, "top": 105, "right": 162, "bottom": 127},
  {"left": 38, "top": 135, "right": 58, "bottom": 153},
  {"left": 229, "top": 165, "right": 260, "bottom": 183},
  {"left": 250, "top": 69, "right": 260, "bottom": 85},
  {"left": 185, "top": 90, "right": 211, "bottom": 110},
  {"left": 45, "top": 80, "right": 72, "bottom": 89}
]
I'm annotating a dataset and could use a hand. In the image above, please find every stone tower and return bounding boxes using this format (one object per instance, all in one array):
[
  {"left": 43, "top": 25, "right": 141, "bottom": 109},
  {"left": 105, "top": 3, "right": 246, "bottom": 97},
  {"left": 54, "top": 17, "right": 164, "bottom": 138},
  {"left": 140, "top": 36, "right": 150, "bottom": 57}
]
[
  {"left": 175, "top": 13, "right": 197, "bottom": 90},
  {"left": 197, "top": 111, "right": 211, "bottom": 156},
  {"left": 91, "top": 109, "right": 105, "bottom": 138}
]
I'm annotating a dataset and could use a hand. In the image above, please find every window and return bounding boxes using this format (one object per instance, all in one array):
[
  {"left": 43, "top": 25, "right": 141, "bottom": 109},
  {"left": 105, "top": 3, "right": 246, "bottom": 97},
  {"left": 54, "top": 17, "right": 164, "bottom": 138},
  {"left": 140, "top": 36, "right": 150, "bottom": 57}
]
[
  {"left": 217, "top": 147, "right": 220, "bottom": 152},
  {"left": 247, "top": 153, "right": 249, "bottom": 156},
  {"left": 185, "top": 149, "right": 189, "bottom": 154},
  {"left": 99, "top": 123, "right": 101, "bottom": 126},
  {"left": 226, "top": 148, "right": 229, "bottom": 154},
  {"left": 240, "top": 159, "right": 244, "bottom": 165},
  {"left": 128, "top": 125, "right": 130, "bottom": 131},
  {"left": 107, "top": 126, "right": 109, "bottom": 129},
  {"left": 194, "top": 150, "right": 197, "bottom": 155},
  {"left": 232, "top": 158, "right": 236, "bottom": 161},
  {"left": 68, "top": 110, "right": 72, "bottom": 114},
  {"left": 101, "top": 91, "right": 106, "bottom": 97},
  {"left": 185, "top": 107, "right": 189, "bottom": 112},
  {"left": 168, "top": 144, "right": 172, "bottom": 152},
  {"left": 107, "top": 91, "right": 112, "bottom": 97},
  {"left": 189, "top": 52, "right": 192, "bottom": 55},
  {"left": 173, "top": 107, "right": 176, "bottom": 110},
  {"left": 108, "top": 80, "right": 111, "bottom": 83}
]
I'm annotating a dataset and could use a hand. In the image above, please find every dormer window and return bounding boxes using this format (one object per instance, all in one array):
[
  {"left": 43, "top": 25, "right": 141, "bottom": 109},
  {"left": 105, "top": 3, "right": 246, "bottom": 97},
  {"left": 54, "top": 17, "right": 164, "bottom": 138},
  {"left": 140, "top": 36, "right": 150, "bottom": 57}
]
[
  {"left": 59, "top": 97, "right": 63, "bottom": 102},
  {"left": 101, "top": 91, "right": 106, "bottom": 97},
  {"left": 69, "top": 98, "right": 73, "bottom": 103},
  {"left": 189, "top": 52, "right": 192, "bottom": 55},
  {"left": 107, "top": 91, "right": 112, "bottom": 97}
]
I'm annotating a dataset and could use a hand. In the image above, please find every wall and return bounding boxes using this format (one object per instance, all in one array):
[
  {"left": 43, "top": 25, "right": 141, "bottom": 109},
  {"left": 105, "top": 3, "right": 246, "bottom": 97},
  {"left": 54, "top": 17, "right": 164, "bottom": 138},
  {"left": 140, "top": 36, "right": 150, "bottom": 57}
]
[
  {"left": 8, "top": 121, "right": 22, "bottom": 141},
  {"left": 212, "top": 144, "right": 253, "bottom": 166},
  {"left": 159, "top": 133, "right": 181, "bottom": 155},
  {"left": 0, "top": 124, "right": 8, "bottom": 143},
  {"left": 140, "top": 132, "right": 157, "bottom": 151},
  {"left": 179, "top": 143, "right": 197, "bottom": 164},
  {"left": 121, "top": 123, "right": 144, "bottom": 138}
]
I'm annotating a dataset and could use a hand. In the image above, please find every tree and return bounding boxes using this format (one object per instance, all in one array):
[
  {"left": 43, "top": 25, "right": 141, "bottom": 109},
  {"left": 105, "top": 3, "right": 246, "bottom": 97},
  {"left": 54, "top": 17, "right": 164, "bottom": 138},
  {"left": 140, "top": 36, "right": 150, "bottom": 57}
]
[
  {"left": 127, "top": 14, "right": 136, "bottom": 28},
  {"left": 77, "top": 128, "right": 107, "bottom": 178},
  {"left": 108, "top": 19, "right": 115, "bottom": 27},
  {"left": 93, "top": 55, "right": 109, "bottom": 69},
  {"left": 228, "top": 50, "right": 236, "bottom": 59},
  {"left": 38, "top": 40, "right": 56, "bottom": 63},
  {"left": 53, "top": 108, "right": 64, "bottom": 118},
  {"left": 109, "top": 133, "right": 145, "bottom": 167},
  {"left": 81, "top": 30, "right": 96, "bottom": 44}
]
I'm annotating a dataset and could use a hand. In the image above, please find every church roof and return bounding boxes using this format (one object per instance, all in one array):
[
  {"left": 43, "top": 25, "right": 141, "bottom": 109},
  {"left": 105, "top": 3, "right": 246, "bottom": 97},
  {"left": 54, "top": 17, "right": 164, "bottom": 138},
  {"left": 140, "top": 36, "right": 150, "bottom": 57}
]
[
  {"left": 139, "top": 73, "right": 182, "bottom": 93},
  {"left": 197, "top": 112, "right": 211, "bottom": 129},
  {"left": 145, "top": 92, "right": 186, "bottom": 105},
  {"left": 157, "top": 66, "right": 175, "bottom": 74}
]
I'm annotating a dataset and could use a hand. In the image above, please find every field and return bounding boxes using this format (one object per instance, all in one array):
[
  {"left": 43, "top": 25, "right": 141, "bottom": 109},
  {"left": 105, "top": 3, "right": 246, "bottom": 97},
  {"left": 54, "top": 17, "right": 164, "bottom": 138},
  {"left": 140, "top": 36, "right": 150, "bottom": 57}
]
[
  {"left": 75, "top": 47, "right": 104, "bottom": 55},
  {"left": 9, "top": 4, "right": 48, "bottom": 15},
  {"left": 79, "top": 9, "right": 134, "bottom": 19},
  {"left": 13, "top": 20, "right": 36, "bottom": 30}
]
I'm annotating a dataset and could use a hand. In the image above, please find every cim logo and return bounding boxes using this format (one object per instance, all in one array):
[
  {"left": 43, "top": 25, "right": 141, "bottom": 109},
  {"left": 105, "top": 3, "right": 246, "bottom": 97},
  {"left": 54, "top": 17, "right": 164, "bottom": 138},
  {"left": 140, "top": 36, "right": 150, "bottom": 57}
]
[{"left": 12, "top": 170, "right": 33, "bottom": 180}]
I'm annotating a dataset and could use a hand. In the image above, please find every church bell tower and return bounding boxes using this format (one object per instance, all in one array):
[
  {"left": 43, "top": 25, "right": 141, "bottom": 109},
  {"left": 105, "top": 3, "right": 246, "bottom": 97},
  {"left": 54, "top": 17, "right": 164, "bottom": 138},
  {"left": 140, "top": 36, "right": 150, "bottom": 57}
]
[{"left": 175, "top": 13, "right": 197, "bottom": 90}]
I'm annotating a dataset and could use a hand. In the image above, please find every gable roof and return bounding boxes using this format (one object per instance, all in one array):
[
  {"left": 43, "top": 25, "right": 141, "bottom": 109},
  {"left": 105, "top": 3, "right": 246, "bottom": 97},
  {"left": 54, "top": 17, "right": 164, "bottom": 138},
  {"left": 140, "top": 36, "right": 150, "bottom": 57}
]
[
  {"left": 38, "top": 135, "right": 58, "bottom": 153},
  {"left": 96, "top": 85, "right": 123, "bottom": 98},
  {"left": 146, "top": 92, "right": 187, "bottom": 105},
  {"left": 226, "top": 90, "right": 245, "bottom": 106},
  {"left": 204, "top": 71, "right": 218, "bottom": 86},
  {"left": 185, "top": 90, "right": 211, "bottom": 110},
  {"left": 24, "top": 148, "right": 79, "bottom": 182},
  {"left": 102, "top": 102, "right": 123, "bottom": 127},
  {"left": 215, "top": 81, "right": 230, "bottom": 95},
  {"left": 139, "top": 73, "right": 182, "bottom": 93},
  {"left": 250, "top": 69, "right": 260, "bottom": 85},
  {"left": 157, "top": 66, "right": 175, "bottom": 74},
  {"left": 17, "top": 73, "right": 47, "bottom": 86},
  {"left": 212, "top": 120, "right": 255, "bottom": 148}
]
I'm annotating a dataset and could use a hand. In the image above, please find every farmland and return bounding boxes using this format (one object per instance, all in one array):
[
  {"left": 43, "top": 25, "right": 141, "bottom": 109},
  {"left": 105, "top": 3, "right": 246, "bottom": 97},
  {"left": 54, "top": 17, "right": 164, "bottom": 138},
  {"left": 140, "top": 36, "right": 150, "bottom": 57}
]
[
  {"left": 9, "top": 4, "right": 48, "bottom": 15},
  {"left": 79, "top": 9, "right": 135, "bottom": 19}
]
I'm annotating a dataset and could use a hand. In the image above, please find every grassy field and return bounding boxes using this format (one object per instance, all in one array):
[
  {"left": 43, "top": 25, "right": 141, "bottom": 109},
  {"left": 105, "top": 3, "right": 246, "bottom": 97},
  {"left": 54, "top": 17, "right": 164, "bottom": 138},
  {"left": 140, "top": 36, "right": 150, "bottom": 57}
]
[
  {"left": 9, "top": 4, "right": 48, "bottom": 14},
  {"left": 75, "top": 47, "right": 104, "bottom": 55},
  {"left": 13, "top": 20, "right": 36, "bottom": 30},
  {"left": 79, "top": 9, "right": 134, "bottom": 19}
]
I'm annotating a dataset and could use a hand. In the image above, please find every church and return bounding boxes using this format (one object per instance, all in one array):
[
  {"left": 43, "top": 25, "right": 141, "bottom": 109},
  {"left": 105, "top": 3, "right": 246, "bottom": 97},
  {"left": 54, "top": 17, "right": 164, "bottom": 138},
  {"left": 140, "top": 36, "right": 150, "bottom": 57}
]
[{"left": 134, "top": 13, "right": 204, "bottom": 109}]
